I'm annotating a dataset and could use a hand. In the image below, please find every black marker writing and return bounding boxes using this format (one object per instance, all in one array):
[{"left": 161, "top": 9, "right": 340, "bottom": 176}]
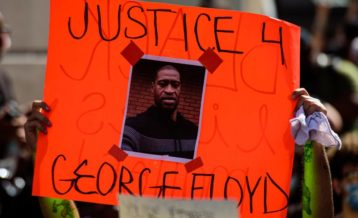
[
  {"left": 191, "top": 173, "right": 215, "bottom": 199},
  {"left": 52, "top": 154, "right": 116, "bottom": 196},
  {"left": 214, "top": 16, "right": 244, "bottom": 54},
  {"left": 68, "top": 2, "right": 88, "bottom": 40},
  {"left": 195, "top": 13, "right": 211, "bottom": 52},
  {"left": 125, "top": 5, "right": 147, "bottom": 39},
  {"left": 262, "top": 22, "right": 286, "bottom": 66},
  {"left": 150, "top": 171, "right": 182, "bottom": 198},
  {"left": 146, "top": 9, "right": 175, "bottom": 46},
  {"left": 51, "top": 156, "right": 289, "bottom": 214},
  {"left": 97, "top": 4, "right": 121, "bottom": 41}
]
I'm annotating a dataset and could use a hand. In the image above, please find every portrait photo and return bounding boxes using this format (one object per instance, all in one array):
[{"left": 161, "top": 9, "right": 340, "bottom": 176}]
[{"left": 120, "top": 55, "right": 207, "bottom": 162}]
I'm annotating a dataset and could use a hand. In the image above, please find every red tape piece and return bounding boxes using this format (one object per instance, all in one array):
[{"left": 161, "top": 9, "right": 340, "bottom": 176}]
[
  {"left": 121, "top": 41, "right": 144, "bottom": 66},
  {"left": 185, "top": 157, "right": 203, "bottom": 173},
  {"left": 198, "top": 48, "right": 223, "bottom": 73},
  {"left": 108, "top": 145, "right": 128, "bottom": 162}
]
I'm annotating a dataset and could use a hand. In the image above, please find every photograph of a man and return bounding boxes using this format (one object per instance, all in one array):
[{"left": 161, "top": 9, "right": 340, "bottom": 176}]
[{"left": 121, "top": 57, "right": 206, "bottom": 160}]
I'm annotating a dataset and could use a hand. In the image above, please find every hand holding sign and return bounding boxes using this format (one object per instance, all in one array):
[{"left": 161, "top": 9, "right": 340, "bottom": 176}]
[{"left": 25, "top": 101, "right": 52, "bottom": 148}]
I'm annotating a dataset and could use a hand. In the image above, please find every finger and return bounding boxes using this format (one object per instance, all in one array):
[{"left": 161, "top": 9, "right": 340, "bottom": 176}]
[
  {"left": 306, "top": 102, "right": 327, "bottom": 115},
  {"left": 306, "top": 105, "right": 320, "bottom": 116},
  {"left": 306, "top": 104, "right": 326, "bottom": 116},
  {"left": 298, "top": 96, "right": 327, "bottom": 115},
  {"left": 294, "top": 95, "right": 309, "bottom": 113},
  {"left": 291, "top": 88, "right": 309, "bottom": 100},
  {"left": 303, "top": 100, "right": 311, "bottom": 112},
  {"left": 24, "top": 120, "right": 48, "bottom": 134},
  {"left": 27, "top": 111, "right": 52, "bottom": 127},
  {"left": 32, "top": 100, "right": 51, "bottom": 112}
]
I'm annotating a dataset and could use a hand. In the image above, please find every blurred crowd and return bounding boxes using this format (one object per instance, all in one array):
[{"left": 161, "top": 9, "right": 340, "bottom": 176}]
[
  {"left": 1, "top": 0, "right": 358, "bottom": 217},
  {"left": 0, "top": 12, "right": 42, "bottom": 217},
  {"left": 282, "top": 0, "right": 358, "bottom": 217}
]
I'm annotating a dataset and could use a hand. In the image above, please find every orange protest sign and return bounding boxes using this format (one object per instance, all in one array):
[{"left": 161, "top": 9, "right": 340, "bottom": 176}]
[{"left": 33, "top": 1, "right": 300, "bottom": 217}]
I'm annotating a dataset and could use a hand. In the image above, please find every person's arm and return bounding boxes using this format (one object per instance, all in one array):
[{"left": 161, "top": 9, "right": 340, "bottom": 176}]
[
  {"left": 292, "top": 88, "right": 334, "bottom": 218},
  {"left": 302, "top": 141, "right": 333, "bottom": 218},
  {"left": 24, "top": 101, "right": 80, "bottom": 218}
]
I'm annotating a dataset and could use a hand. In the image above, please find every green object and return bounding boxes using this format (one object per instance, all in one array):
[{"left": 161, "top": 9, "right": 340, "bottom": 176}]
[
  {"left": 302, "top": 141, "right": 315, "bottom": 218},
  {"left": 52, "top": 199, "right": 75, "bottom": 218},
  {"left": 40, "top": 198, "right": 76, "bottom": 218}
]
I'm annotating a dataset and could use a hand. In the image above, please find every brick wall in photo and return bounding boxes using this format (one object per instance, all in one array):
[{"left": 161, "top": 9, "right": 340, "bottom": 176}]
[{"left": 125, "top": 59, "right": 206, "bottom": 126}]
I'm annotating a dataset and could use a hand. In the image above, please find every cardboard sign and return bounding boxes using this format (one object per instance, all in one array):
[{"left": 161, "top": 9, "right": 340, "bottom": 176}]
[
  {"left": 119, "top": 195, "right": 238, "bottom": 218},
  {"left": 33, "top": 1, "right": 300, "bottom": 217}
]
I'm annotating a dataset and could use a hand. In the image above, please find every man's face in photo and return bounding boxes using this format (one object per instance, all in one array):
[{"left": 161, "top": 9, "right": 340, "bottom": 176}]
[{"left": 152, "top": 67, "right": 181, "bottom": 111}]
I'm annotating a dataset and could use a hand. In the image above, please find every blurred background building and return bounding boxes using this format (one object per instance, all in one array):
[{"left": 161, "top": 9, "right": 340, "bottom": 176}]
[{"left": 0, "top": 0, "right": 48, "bottom": 106}]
